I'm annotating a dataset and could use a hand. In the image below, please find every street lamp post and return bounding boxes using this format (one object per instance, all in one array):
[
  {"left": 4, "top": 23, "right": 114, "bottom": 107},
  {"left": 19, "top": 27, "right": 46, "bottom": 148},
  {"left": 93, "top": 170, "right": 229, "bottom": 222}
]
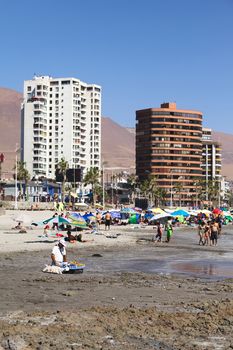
[
  {"left": 14, "top": 151, "right": 18, "bottom": 210},
  {"left": 170, "top": 172, "right": 173, "bottom": 208},
  {"left": 102, "top": 164, "right": 105, "bottom": 209},
  {"left": 111, "top": 170, "right": 114, "bottom": 206}
]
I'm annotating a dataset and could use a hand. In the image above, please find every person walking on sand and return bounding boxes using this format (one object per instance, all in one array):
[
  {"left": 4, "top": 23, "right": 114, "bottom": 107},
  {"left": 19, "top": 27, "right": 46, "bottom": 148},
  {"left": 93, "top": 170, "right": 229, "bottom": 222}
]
[
  {"left": 198, "top": 221, "right": 205, "bottom": 245},
  {"left": 154, "top": 222, "right": 163, "bottom": 242},
  {"left": 165, "top": 220, "right": 173, "bottom": 243},
  {"left": 203, "top": 221, "right": 211, "bottom": 246},
  {"left": 216, "top": 215, "right": 222, "bottom": 236},
  {"left": 96, "top": 211, "right": 102, "bottom": 229},
  {"left": 105, "top": 211, "right": 112, "bottom": 230},
  {"left": 210, "top": 221, "right": 218, "bottom": 246}
]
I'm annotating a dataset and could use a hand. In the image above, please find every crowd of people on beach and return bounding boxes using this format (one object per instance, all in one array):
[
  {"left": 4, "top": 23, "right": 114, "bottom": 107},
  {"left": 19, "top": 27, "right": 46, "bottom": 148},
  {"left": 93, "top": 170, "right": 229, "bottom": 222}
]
[
  {"left": 10, "top": 204, "right": 232, "bottom": 273},
  {"left": 197, "top": 215, "right": 223, "bottom": 246}
]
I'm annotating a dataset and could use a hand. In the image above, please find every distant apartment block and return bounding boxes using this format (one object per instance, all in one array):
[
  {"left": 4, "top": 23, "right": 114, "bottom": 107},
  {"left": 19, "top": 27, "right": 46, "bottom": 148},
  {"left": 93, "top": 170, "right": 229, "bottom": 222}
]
[
  {"left": 202, "top": 128, "right": 221, "bottom": 182},
  {"left": 136, "top": 102, "right": 203, "bottom": 206},
  {"left": 21, "top": 75, "right": 101, "bottom": 179}
]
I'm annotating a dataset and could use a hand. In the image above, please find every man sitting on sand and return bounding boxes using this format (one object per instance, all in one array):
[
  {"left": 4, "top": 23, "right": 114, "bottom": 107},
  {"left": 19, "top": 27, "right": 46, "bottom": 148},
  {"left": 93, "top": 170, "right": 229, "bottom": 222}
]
[
  {"left": 51, "top": 239, "right": 67, "bottom": 267},
  {"left": 65, "top": 230, "right": 94, "bottom": 243}
]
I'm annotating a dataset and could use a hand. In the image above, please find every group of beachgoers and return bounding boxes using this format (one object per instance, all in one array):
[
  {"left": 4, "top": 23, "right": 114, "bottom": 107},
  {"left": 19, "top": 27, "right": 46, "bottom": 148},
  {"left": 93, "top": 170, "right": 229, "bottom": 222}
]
[
  {"left": 198, "top": 215, "right": 223, "bottom": 246},
  {"left": 153, "top": 221, "right": 173, "bottom": 243}
]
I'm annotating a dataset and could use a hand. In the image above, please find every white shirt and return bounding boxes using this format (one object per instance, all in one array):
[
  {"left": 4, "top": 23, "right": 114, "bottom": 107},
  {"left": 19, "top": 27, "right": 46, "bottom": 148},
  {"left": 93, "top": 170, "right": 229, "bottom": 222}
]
[{"left": 52, "top": 245, "right": 66, "bottom": 264}]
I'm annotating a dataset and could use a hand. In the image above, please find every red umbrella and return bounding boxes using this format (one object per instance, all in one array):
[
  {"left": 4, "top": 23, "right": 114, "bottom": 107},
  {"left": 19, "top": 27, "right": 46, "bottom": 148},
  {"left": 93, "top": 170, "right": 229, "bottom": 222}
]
[{"left": 213, "top": 208, "right": 221, "bottom": 215}]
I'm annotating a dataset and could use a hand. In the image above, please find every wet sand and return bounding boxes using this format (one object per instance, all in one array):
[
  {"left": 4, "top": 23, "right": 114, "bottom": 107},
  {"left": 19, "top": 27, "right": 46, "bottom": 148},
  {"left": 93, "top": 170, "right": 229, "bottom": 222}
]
[{"left": 0, "top": 211, "right": 233, "bottom": 349}]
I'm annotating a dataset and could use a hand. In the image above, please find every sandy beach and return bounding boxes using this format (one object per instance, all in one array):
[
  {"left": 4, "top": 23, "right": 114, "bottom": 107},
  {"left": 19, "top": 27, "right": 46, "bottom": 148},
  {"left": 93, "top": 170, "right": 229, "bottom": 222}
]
[{"left": 0, "top": 210, "right": 233, "bottom": 349}]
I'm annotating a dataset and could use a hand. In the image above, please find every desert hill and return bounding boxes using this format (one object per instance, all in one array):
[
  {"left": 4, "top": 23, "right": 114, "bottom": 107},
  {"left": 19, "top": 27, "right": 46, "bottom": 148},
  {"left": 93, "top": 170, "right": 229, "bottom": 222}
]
[
  {"left": 212, "top": 131, "right": 233, "bottom": 180},
  {"left": 0, "top": 88, "right": 22, "bottom": 179},
  {"left": 0, "top": 87, "right": 233, "bottom": 180},
  {"left": 101, "top": 117, "right": 135, "bottom": 171}
]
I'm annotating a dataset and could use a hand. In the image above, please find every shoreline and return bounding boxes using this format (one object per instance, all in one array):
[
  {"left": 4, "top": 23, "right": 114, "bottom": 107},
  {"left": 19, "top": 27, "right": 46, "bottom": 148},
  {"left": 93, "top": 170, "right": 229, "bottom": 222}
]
[{"left": 0, "top": 210, "right": 233, "bottom": 349}]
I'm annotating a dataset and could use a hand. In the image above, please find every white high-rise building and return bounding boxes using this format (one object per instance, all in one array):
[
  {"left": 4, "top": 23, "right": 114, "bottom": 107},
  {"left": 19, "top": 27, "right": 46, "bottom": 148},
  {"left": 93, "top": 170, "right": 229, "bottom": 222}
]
[
  {"left": 201, "top": 128, "right": 222, "bottom": 181},
  {"left": 21, "top": 75, "right": 101, "bottom": 180}
]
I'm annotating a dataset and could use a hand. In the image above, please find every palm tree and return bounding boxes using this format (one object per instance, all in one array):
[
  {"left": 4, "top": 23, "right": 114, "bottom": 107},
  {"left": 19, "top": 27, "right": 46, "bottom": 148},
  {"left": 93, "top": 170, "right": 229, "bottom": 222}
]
[
  {"left": 155, "top": 187, "right": 167, "bottom": 207},
  {"left": 83, "top": 167, "right": 100, "bottom": 206},
  {"left": 140, "top": 174, "right": 157, "bottom": 206},
  {"left": 140, "top": 178, "right": 150, "bottom": 201},
  {"left": 208, "top": 179, "right": 220, "bottom": 207},
  {"left": 174, "top": 182, "right": 183, "bottom": 207},
  {"left": 193, "top": 178, "right": 207, "bottom": 207},
  {"left": 148, "top": 175, "right": 158, "bottom": 206},
  {"left": 13, "top": 161, "right": 30, "bottom": 200},
  {"left": 127, "top": 173, "right": 138, "bottom": 204},
  {"left": 56, "top": 158, "right": 69, "bottom": 201}
]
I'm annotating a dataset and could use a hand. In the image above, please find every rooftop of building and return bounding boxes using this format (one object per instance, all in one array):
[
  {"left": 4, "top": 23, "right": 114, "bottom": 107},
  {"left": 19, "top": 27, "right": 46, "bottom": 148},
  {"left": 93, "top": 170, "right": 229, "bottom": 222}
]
[{"left": 136, "top": 102, "right": 202, "bottom": 116}]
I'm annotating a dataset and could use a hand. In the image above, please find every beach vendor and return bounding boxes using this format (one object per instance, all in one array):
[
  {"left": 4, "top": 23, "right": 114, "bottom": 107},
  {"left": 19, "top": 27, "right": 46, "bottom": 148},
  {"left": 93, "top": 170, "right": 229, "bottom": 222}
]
[
  {"left": 165, "top": 221, "right": 173, "bottom": 243},
  {"left": 51, "top": 239, "right": 67, "bottom": 267}
]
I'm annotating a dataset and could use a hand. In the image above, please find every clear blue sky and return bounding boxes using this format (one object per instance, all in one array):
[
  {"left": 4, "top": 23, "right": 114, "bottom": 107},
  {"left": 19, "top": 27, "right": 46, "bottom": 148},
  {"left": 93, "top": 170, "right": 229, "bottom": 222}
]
[{"left": 0, "top": 0, "right": 233, "bottom": 132}]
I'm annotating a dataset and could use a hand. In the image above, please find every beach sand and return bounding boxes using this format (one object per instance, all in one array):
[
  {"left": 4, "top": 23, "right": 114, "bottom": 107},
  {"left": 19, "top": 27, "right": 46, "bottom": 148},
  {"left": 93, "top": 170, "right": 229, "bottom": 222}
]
[{"left": 0, "top": 210, "right": 233, "bottom": 349}]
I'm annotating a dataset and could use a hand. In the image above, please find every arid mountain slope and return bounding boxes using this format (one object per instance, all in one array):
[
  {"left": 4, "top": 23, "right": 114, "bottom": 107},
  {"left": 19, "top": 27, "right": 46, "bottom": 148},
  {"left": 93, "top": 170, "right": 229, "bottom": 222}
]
[
  {"left": 212, "top": 131, "right": 233, "bottom": 179},
  {"left": 0, "top": 88, "right": 22, "bottom": 179},
  {"left": 101, "top": 117, "right": 135, "bottom": 171},
  {"left": 0, "top": 87, "right": 233, "bottom": 180}
]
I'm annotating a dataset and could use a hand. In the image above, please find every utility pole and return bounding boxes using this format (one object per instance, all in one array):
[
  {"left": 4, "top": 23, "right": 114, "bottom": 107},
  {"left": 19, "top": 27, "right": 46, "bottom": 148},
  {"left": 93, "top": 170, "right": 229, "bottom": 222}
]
[
  {"left": 14, "top": 146, "right": 18, "bottom": 210},
  {"left": 102, "top": 164, "right": 105, "bottom": 209},
  {"left": 111, "top": 170, "right": 114, "bottom": 206},
  {"left": 170, "top": 172, "right": 173, "bottom": 208}
]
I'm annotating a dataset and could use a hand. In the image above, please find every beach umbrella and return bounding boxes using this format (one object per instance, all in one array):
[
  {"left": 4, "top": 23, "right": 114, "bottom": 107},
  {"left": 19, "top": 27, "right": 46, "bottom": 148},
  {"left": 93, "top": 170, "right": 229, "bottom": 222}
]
[
  {"left": 69, "top": 212, "right": 83, "bottom": 219},
  {"left": 222, "top": 211, "right": 232, "bottom": 218},
  {"left": 74, "top": 202, "right": 89, "bottom": 210},
  {"left": 171, "top": 209, "right": 190, "bottom": 217},
  {"left": 188, "top": 210, "right": 198, "bottom": 216},
  {"left": 109, "top": 211, "right": 121, "bottom": 219},
  {"left": 176, "top": 215, "right": 185, "bottom": 223},
  {"left": 163, "top": 209, "right": 173, "bottom": 214},
  {"left": 121, "top": 207, "right": 136, "bottom": 214},
  {"left": 150, "top": 207, "right": 165, "bottom": 214},
  {"left": 68, "top": 212, "right": 89, "bottom": 228},
  {"left": 68, "top": 217, "right": 88, "bottom": 228},
  {"left": 149, "top": 213, "right": 173, "bottom": 222},
  {"left": 82, "top": 213, "right": 96, "bottom": 222},
  {"left": 129, "top": 213, "right": 141, "bottom": 224},
  {"left": 32, "top": 216, "right": 71, "bottom": 227},
  {"left": 224, "top": 215, "right": 233, "bottom": 222},
  {"left": 133, "top": 207, "right": 142, "bottom": 213},
  {"left": 199, "top": 209, "right": 212, "bottom": 216},
  {"left": 213, "top": 208, "right": 222, "bottom": 215},
  {"left": 221, "top": 207, "right": 228, "bottom": 212},
  {"left": 95, "top": 203, "right": 104, "bottom": 209},
  {"left": 42, "top": 216, "right": 71, "bottom": 225},
  {"left": 144, "top": 212, "right": 154, "bottom": 220}
]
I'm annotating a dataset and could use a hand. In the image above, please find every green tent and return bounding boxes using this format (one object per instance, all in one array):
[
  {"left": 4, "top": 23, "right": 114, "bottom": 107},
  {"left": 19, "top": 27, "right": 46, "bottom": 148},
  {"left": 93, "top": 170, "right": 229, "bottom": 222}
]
[{"left": 128, "top": 214, "right": 138, "bottom": 224}]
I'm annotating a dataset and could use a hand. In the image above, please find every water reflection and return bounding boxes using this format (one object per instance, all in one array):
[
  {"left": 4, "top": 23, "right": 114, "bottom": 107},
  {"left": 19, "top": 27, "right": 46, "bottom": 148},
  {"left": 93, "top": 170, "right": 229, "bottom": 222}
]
[{"left": 170, "top": 261, "right": 233, "bottom": 279}]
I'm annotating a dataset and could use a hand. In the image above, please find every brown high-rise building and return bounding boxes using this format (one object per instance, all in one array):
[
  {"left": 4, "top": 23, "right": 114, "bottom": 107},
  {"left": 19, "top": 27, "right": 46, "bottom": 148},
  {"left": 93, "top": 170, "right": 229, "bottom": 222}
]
[{"left": 136, "top": 102, "right": 203, "bottom": 206}]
